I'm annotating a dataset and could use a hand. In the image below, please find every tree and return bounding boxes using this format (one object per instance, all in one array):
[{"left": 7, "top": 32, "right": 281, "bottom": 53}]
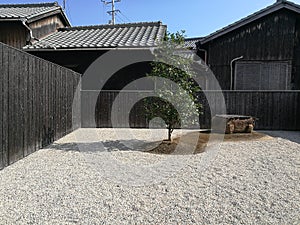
[{"left": 144, "top": 31, "right": 202, "bottom": 141}]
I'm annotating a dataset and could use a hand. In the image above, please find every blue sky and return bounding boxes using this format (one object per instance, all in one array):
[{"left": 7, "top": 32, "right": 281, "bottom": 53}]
[{"left": 1, "top": 0, "right": 300, "bottom": 37}]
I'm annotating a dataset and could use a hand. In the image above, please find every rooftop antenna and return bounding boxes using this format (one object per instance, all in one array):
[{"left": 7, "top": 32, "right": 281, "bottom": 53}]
[{"left": 101, "top": 0, "right": 121, "bottom": 25}]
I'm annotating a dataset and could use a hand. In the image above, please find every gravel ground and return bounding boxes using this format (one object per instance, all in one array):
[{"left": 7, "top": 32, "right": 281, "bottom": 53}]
[{"left": 0, "top": 129, "right": 299, "bottom": 224}]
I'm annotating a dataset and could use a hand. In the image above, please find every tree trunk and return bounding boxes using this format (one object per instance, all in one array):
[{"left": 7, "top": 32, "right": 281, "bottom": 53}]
[{"left": 167, "top": 125, "right": 173, "bottom": 141}]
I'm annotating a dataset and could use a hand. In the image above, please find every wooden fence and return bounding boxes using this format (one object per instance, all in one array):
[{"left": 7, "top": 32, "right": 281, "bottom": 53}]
[
  {"left": 0, "top": 43, "right": 81, "bottom": 169},
  {"left": 1, "top": 41, "right": 299, "bottom": 170},
  {"left": 84, "top": 90, "right": 300, "bottom": 130},
  {"left": 202, "top": 91, "right": 300, "bottom": 130}
]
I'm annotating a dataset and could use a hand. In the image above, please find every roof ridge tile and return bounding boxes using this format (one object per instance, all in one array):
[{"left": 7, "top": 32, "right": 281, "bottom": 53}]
[
  {"left": 58, "top": 21, "right": 163, "bottom": 31},
  {"left": 0, "top": 2, "right": 58, "bottom": 8},
  {"left": 24, "top": 21, "right": 167, "bottom": 50}
]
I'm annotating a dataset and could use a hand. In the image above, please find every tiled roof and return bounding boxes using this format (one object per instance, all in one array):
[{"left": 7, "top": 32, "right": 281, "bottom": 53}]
[
  {"left": 24, "top": 21, "right": 167, "bottom": 50},
  {"left": 200, "top": 0, "right": 300, "bottom": 44},
  {"left": 0, "top": 2, "right": 70, "bottom": 25},
  {"left": 184, "top": 37, "right": 203, "bottom": 50}
]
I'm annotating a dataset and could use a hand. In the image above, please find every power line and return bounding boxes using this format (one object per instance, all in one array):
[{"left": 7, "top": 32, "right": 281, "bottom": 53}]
[
  {"left": 101, "top": 0, "right": 121, "bottom": 25},
  {"left": 61, "top": 0, "right": 73, "bottom": 24},
  {"left": 101, "top": 1, "right": 106, "bottom": 24},
  {"left": 66, "top": 0, "right": 73, "bottom": 24},
  {"left": 115, "top": 17, "right": 122, "bottom": 24},
  {"left": 116, "top": 13, "right": 126, "bottom": 23},
  {"left": 119, "top": 11, "right": 132, "bottom": 23}
]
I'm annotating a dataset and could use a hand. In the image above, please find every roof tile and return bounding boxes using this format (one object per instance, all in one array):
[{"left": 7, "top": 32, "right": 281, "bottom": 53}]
[
  {"left": 0, "top": 2, "right": 58, "bottom": 19},
  {"left": 184, "top": 37, "right": 203, "bottom": 50},
  {"left": 24, "top": 21, "right": 167, "bottom": 50},
  {"left": 0, "top": 2, "right": 70, "bottom": 26}
]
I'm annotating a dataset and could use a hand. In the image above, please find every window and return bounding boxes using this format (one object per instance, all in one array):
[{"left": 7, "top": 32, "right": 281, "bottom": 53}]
[{"left": 234, "top": 61, "right": 291, "bottom": 90}]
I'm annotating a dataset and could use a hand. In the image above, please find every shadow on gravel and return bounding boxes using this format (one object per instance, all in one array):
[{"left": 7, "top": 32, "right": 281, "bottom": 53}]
[
  {"left": 47, "top": 140, "right": 203, "bottom": 155},
  {"left": 48, "top": 140, "right": 162, "bottom": 153},
  {"left": 260, "top": 131, "right": 300, "bottom": 144},
  {"left": 47, "top": 131, "right": 273, "bottom": 155}
]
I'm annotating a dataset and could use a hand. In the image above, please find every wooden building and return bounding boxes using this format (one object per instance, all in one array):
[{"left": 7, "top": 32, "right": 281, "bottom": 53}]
[
  {"left": 24, "top": 22, "right": 167, "bottom": 90},
  {"left": 0, "top": 2, "right": 70, "bottom": 49},
  {"left": 23, "top": 21, "right": 167, "bottom": 128},
  {"left": 196, "top": 0, "right": 300, "bottom": 90}
]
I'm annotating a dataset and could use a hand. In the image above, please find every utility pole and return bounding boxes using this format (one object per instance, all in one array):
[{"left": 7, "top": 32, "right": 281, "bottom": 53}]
[{"left": 101, "top": 0, "right": 121, "bottom": 25}]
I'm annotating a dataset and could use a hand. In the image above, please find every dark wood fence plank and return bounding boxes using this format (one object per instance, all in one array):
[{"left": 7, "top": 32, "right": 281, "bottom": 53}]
[
  {"left": 27, "top": 56, "right": 35, "bottom": 155},
  {"left": 2, "top": 45, "right": 9, "bottom": 167},
  {"left": 295, "top": 93, "right": 298, "bottom": 129},
  {"left": 0, "top": 44, "right": 3, "bottom": 169},
  {"left": 92, "top": 90, "right": 300, "bottom": 131},
  {"left": 8, "top": 47, "right": 17, "bottom": 164},
  {"left": 17, "top": 51, "right": 25, "bottom": 160},
  {"left": 23, "top": 53, "right": 29, "bottom": 157},
  {"left": 0, "top": 42, "right": 81, "bottom": 170}
]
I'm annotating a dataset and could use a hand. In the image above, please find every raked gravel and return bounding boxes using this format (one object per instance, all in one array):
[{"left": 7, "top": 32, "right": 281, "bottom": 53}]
[{"left": 0, "top": 129, "right": 299, "bottom": 224}]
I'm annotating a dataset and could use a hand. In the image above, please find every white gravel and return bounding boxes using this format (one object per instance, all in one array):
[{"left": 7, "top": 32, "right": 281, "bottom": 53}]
[{"left": 0, "top": 129, "right": 299, "bottom": 224}]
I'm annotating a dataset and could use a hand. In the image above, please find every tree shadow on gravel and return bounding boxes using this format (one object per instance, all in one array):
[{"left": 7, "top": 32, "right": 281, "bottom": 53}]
[
  {"left": 47, "top": 138, "right": 204, "bottom": 155},
  {"left": 46, "top": 131, "right": 272, "bottom": 155},
  {"left": 48, "top": 140, "right": 162, "bottom": 153}
]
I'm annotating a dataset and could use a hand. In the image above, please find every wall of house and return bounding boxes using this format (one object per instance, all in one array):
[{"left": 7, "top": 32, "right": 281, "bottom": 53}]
[
  {"left": 200, "top": 9, "right": 299, "bottom": 90},
  {"left": 293, "top": 15, "right": 300, "bottom": 89},
  {"left": 29, "top": 50, "right": 107, "bottom": 74},
  {"left": 0, "top": 22, "right": 27, "bottom": 49},
  {"left": 29, "top": 50, "right": 155, "bottom": 90},
  {"left": 0, "top": 14, "right": 67, "bottom": 49},
  {"left": 29, "top": 14, "right": 66, "bottom": 40}
]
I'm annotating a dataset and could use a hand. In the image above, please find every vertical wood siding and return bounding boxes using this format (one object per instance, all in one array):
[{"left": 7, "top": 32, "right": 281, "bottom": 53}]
[
  {"left": 201, "top": 91, "right": 300, "bottom": 130},
  {"left": 29, "top": 15, "right": 66, "bottom": 40},
  {"left": 0, "top": 43, "right": 81, "bottom": 170},
  {"left": 0, "top": 22, "right": 27, "bottom": 49},
  {"left": 0, "top": 15, "right": 67, "bottom": 49},
  {"left": 201, "top": 9, "right": 298, "bottom": 90},
  {"left": 89, "top": 90, "right": 300, "bottom": 131}
]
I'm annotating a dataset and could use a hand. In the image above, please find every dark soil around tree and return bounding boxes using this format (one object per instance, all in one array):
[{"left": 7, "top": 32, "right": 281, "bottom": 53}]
[{"left": 147, "top": 131, "right": 273, "bottom": 155}]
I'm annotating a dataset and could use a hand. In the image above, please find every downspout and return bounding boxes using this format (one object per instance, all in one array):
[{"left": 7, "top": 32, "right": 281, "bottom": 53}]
[
  {"left": 21, "top": 20, "right": 39, "bottom": 45},
  {"left": 198, "top": 49, "right": 208, "bottom": 64},
  {"left": 195, "top": 41, "right": 208, "bottom": 64},
  {"left": 230, "top": 56, "right": 244, "bottom": 90}
]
